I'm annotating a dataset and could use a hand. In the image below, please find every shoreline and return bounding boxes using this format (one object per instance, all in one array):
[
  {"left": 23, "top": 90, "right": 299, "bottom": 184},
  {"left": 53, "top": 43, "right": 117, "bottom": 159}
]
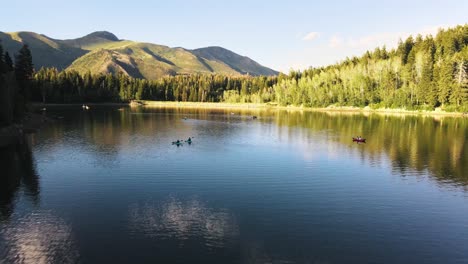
[
  {"left": 31, "top": 101, "right": 467, "bottom": 117},
  {"left": 32, "top": 102, "right": 129, "bottom": 107},
  {"left": 137, "top": 101, "right": 467, "bottom": 117},
  {"left": 2, "top": 101, "right": 466, "bottom": 147}
]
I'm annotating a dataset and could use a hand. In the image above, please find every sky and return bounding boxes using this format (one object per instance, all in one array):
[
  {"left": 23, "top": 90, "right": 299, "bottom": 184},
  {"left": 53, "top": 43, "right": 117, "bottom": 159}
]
[{"left": 3, "top": 0, "right": 468, "bottom": 72}]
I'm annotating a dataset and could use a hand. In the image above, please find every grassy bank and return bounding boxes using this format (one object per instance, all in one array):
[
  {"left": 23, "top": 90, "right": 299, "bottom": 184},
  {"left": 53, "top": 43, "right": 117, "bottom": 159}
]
[
  {"left": 137, "top": 101, "right": 268, "bottom": 109},
  {"left": 30, "top": 101, "right": 467, "bottom": 117},
  {"left": 136, "top": 101, "right": 467, "bottom": 117}
]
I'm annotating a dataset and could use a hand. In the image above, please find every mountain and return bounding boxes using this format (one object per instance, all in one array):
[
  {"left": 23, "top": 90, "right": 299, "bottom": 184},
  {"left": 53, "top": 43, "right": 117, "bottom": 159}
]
[
  {"left": 60, "top": 31, "right": 120, "bottom": 50},
  {"left": 0, "top": 31, "right": 87, "bottom": 70},
  {"left": 0, "top": 31, "right": 278, "bottom": 79},
  {"left": 192, "top": 46, "right": 278, "bottom": 76},
  {"left": 66, "top": 41, "right": 243, "bottom": 79}
]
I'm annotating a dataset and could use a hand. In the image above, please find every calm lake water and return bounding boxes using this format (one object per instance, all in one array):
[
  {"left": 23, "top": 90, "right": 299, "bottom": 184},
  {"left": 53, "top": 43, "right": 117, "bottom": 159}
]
[{"left": 1, "top": 106, "right": 468, "bottom": 264}]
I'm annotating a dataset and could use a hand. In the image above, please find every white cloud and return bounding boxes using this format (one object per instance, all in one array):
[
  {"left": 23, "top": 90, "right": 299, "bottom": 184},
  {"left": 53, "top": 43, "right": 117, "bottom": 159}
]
[
  {"left": 328, "top": 32, "right": 407, "bottom": 50},
  {"left": 346, "top": 32, "right": 405, "bottom": 49},
  {"left": 329, "top": 35, "right": 343, "bottom": 48},
  {"left": 330, "top": 24, "right": 454, "bottom": 50},
  {"left": 281, "top": 24, "right": 461, "bottom": 71},
  {"left": 302, "top": 32, "right": 320, "bottom": 41},
  {"left": 276, "top": 62, "right": 310, "bottom": 73},
  {"left": 419, "top": 25, "right": 449, "bottom": 37}
]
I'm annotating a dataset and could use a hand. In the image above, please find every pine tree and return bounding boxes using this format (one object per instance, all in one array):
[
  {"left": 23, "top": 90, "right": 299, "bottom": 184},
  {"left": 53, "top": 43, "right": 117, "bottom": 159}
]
[
  {"left": 15, "top": 44, "right": 34, "bottom": 82},
  {"left": 5, "top": 52, "right": 13, "bottom": 71},
  {"left": 12, "top": 44, "right": 34, "bottom": 118},
  {"left": 398, "top": 36, "right": 414, "bottom": 64},
  {"left": 0, "top": 43, "right": 5, "bottom": 73},
  {"left": 437, "top": 58, "right": 454, "bottom": 105}
]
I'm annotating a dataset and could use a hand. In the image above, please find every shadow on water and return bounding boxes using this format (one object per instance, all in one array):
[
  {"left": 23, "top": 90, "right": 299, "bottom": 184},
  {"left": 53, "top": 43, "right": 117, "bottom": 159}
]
[{"left": 0, "top": 136, "right": 39, "bottom": 221}]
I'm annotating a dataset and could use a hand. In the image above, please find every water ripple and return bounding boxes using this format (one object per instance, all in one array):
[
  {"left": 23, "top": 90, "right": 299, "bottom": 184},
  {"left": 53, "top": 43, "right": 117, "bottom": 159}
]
[
  {"left": 0, "top": 211, "right": 79, "bottom": 264},
  {"left": 128, "top": 197, "right": 238, "bottom": 248}
]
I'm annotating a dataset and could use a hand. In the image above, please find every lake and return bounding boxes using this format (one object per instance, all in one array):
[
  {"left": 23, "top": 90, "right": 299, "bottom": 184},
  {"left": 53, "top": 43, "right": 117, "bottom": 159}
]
[{"left": 1, "top": 106, "right": 468, "bottom": 264}]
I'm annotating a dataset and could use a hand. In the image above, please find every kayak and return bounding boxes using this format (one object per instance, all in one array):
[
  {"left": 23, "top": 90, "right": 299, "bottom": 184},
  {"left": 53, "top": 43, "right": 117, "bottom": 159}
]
[
  {"left": 352, "top": 137, "right": 366, "bottom": 143},
  {"left": 173, "top": 138, "right": 192, "bottom": 145}
]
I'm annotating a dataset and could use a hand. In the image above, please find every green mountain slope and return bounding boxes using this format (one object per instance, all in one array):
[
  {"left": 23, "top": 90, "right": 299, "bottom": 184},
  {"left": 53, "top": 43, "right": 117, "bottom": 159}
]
[
  {"left": 192, "top": 46, "right": 278, "bottom": 76},
  {"left": 0, "top": 31, "right": 278, "bottom": 79},
  {"left": 0, "top": 31, "right": 87, "bottom": 70}
]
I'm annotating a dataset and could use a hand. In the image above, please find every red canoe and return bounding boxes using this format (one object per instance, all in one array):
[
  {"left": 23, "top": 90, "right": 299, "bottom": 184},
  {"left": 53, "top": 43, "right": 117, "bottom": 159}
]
[{"left": 352, "top": 137, "right": 366, "bottom": 143}]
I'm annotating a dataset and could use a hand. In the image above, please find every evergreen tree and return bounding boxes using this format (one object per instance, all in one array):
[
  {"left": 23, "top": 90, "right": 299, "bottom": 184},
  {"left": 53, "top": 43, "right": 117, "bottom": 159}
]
[
  {"left": 0, "top": 43, "right": 5, "bottom": 73},
  {"left": 437, "top": 59, "right": 454, "bottom": 105},
  {"left": 15, "top": 44, "right": 34, "bottom": 82},
  {"left": 4, "top": 52, "right": 13, "bottom": 71},
  {"left": 13, "top": 44, "right": 34, "bottom": 119}
]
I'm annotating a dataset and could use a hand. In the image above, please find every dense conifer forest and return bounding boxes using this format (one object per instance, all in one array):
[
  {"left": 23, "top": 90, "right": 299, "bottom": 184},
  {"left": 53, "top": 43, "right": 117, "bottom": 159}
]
[
  {"left": 273, "top": 25, "right": 468, "bottom": 111},
  {"left": 0, "top": 44, "right": 33, "bottom": 126}
]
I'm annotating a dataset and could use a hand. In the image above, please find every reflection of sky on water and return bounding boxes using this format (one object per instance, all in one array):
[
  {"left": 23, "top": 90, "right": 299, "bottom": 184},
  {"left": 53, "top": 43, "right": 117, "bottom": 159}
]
[
  {"left": 128, "top": 197, "right": 238, "bottom": 247},
  {"left": 0, "top": 212, "right": 79, "bottom": 264}
]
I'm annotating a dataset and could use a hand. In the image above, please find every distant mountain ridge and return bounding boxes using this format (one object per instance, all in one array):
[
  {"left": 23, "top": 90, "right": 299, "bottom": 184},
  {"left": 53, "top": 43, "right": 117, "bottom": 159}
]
[
  {"left": 0, "top": 31, "right": 87, "bottom": 70},
  {"left": 60, "top": 31, "right": 120, "bottom": 49},
  {"left": 0, "top": 31, "right": 278, "bottom": 79},
  {"left": 192, "top": 46, "right": 276, "bottom": 76}
]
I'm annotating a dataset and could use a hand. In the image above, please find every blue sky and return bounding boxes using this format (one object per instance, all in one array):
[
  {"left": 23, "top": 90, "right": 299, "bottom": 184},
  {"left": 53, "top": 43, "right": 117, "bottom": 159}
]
[{"left": 3, "top": 0, "right": 468, "bottom": 72}]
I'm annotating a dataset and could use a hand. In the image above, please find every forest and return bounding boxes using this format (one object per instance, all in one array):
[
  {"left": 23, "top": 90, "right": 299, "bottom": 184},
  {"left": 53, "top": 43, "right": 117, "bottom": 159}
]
[
  {"left": 31, "top": 69, "right": 277, "bottom": 104},
  {"left": 0, "top": 44, "right": 33, "bottom": 126},
  {"left": 2, "top": 25, "right": 467, "bottom": 113},
  {"left": 274, "top": 24, "right": 468, "bottom": 111}
]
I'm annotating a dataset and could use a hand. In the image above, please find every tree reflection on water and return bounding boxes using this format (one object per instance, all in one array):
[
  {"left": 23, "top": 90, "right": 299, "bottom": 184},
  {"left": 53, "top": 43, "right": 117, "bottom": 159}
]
[{"left": 0, "top": 137, "right": 39, "bottom": 221}]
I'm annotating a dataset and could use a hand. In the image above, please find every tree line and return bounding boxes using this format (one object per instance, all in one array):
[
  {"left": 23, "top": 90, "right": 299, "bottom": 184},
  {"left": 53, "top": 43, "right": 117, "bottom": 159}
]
[
  {"left": 274, "top": 25, "right": 468, "bottom": 111},
  {"left": 32, "top": 69, "right": 277, "bottom": 104},
  {"left": 2, "top": 25, "right": 468, "bottom": 115},
  {"left": 0, "top": 43, "right": 34, "bottom": 126}
]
